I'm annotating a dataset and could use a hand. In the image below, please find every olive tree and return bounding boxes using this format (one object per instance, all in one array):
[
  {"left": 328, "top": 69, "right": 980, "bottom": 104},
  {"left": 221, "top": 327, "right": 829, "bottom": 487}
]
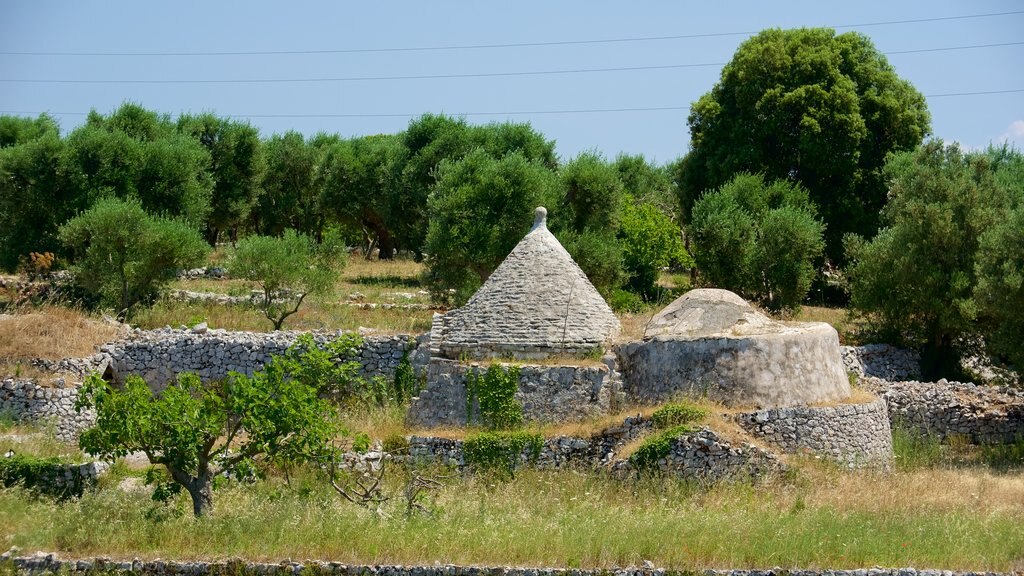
[
  {"left": 59, "top": 197, "right": 209, "bottom": 317},
  {"left": 690, "top": 173, "right": 824, "bottom": 311},
  {"left": 230, "top": 229, "right": 342, "bottom": 330}
]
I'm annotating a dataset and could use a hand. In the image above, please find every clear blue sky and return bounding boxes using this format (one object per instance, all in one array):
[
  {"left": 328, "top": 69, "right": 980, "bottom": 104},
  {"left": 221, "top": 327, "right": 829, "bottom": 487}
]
[{"left": 1, "top": 0, "right": 1021, "bottom": 164}]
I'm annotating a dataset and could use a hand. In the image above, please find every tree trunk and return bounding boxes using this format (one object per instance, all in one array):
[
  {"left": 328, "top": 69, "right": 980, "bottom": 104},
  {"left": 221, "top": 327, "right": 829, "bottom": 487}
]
[
  {"left": 169, "top": 466, "right": 214, "bottom": 517},
  {"left": 186, "top": 473, "right": 214, "bottom": 517}
]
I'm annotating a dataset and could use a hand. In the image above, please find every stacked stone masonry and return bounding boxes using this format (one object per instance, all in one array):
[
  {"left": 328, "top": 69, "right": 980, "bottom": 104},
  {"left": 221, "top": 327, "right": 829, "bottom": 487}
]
[
  {"left": 862, "top": 376, "right": 1024, "bottom": 443},
  {"left": 406, "top": 359, "right": 617, "bottom": 427},
  {"left": 841, "top": 344, "right": 921, "bottom": 381},
  {"left": 0, "top": 379, "right": 95, "bottom": 441},
  {"left": 0, "top": 460, "right": 108, "bottom": 498},
  {"left": 734, "top": 398, "right": 893, "bottom": 467},
  {"left": 102, "top": 328, "right": 426, "bottom": 389},
  {"left": 6, "top": 553, "right": 1015, "bottom": 576}
]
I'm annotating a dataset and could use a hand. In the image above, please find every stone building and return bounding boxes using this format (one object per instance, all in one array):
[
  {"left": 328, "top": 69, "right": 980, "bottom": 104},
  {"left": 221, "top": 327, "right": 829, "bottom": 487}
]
[{"left": 430, "top": 206, "right": 620, "bottom": 360}]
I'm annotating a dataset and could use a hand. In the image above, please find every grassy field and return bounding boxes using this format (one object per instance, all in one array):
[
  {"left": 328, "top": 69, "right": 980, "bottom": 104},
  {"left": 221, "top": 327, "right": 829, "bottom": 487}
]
[{"left": 0, "top": 457, "right": 1021, "bottom": 571}]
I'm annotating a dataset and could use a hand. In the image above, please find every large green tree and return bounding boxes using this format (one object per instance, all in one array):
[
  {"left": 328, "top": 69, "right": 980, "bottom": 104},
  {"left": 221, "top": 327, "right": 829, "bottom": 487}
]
[
  {"left": 252, "top": 131, "right": 322, "bottom": 237},
  {"left": 681, "top": 28, "right": 930, "bottom": 263},
  {"left": 424, "top": 149, "right": 560, "bottom": 304},
  {"left": 177, "top": 113, "right": 264, "bottom": 243},
  {"left": 0, "top": 133, "right": 74, "bottom": 270},
  {"left": 846, "top": 142, "right": 1021, "bottom": 379}
]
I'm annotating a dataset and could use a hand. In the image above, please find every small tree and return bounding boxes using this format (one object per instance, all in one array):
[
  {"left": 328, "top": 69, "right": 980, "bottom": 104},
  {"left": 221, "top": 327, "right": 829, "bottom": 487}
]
[
  {"left": 231, "top": 229, "right": 342, "bottom": 330},
  {"left": 690, "top": 173, "right": 824, "bottom": 311},
  {"left": 618, "top": 201, "right": 692, "bottom": 298},
  {"left": 59, "top": 197, "right": 209, "bottom": 317},
  {"left": 76, "top": 337, "right": 362, "bottom": 517}
]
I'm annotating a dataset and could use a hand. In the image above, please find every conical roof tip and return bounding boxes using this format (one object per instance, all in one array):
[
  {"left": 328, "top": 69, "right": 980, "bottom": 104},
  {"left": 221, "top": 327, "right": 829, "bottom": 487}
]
[{"left": 433, "top": 206, "right": 619, "bottom": 359}]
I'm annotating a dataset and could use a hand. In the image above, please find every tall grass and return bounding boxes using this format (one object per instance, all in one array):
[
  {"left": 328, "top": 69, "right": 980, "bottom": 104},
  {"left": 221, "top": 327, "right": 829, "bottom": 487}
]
[{"left": 0, "top": 465, "right": 1021, "bottom": 570}]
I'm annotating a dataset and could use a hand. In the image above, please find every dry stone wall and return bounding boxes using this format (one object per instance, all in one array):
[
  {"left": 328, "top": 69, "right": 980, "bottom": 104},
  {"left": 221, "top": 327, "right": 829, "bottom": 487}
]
[
  {"left": 862, "top": 376, "right": 1024, "bottom": 443},
  {"left": 611, "top": 428, "right": 784, "bottom": 481},
  {"left": 7, "top": 552, "right": 1015, "bottom": 576},
  {"left": 734, "top": 398, "right": 893, "bottom": 467},
  {"left": 841, "top": 344, "right": 921, "bottom": 381},
  {"left": 0, "top": 379, "right": 95, "bottom": 442},
  {"left": 406, "top": 359, "right": 615, "bottom": 427},
  {"left": 101, "top": 328, "right": 425, "bottom": 389}
]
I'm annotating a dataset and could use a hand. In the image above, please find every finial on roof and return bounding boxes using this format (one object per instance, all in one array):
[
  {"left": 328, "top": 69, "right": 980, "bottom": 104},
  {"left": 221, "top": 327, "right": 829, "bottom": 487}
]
[{"left": 533, "top": 206, "right": 547, "bottom": 230}]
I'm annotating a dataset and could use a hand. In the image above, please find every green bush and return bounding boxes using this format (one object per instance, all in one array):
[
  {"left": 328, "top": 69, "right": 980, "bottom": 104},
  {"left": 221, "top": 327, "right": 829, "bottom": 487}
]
[
  {"left": 608, "top": 288, "right": 645, "bottom": 313},
  {"left": 629, "top": 425, "right": 696, "bottom": 470},
  {"left": 618, "top": 201, "right": 692, "bottom": 298},
  {"left": 58, "top": 197, "right": 209, "bottom": 317},
  {"left": 650, "top": 402, "right": 708, "bottom": 429},
  {"left": 463, "top": 430, "right": 544, "bottom": 476},
  {"left": 231, "top": 229, "right": 342, "bottom": 330},
  {"left": 690, "top": 173, "right": 824, "bottom": 312},
  {"left": 465, "top": 364, "right": 522, "bottom": 430}
]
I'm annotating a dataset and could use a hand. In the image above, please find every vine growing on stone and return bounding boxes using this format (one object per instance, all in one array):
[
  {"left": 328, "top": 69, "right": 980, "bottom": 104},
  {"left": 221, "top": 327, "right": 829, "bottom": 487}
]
[{"left": 465, "top": 364, "right": 522, "bottom": 430}]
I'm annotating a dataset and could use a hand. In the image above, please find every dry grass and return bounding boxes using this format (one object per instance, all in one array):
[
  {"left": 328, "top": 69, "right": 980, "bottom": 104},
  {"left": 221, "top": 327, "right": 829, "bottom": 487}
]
[{"left": 0, "top": 306, "right": 124, "bottom": 362}]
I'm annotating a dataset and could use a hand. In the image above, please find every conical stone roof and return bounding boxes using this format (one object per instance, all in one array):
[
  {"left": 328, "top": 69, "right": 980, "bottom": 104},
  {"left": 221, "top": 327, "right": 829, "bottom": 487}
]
[{"left": 432, "top": 207, "right": 620, "bottom": 359}]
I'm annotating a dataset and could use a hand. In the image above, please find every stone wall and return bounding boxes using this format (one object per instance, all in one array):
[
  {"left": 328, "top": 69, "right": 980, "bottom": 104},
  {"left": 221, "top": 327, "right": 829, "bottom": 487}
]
[
  {"left": 0, "top": 459, "right": 108, "bottom": 498},
  {"left": 102, "top": 328, "right": 425, "bottom": 389},
  {"left": 408, "top": 415, "right": 651, "bottom": 468},
  {"left": 0, "top": 379, "right": 95, "bottom": 442},
  {"left": 734, "top": 398, "right": 893, "bottom": 467},
  {"left": 615, "top": 323, "right": 850, "bottom": 409},
  {"left": 862, "top": 376, "right": 1024, "bottom": 443},
  {"left": 7, "top": 552, "right": 1014, "bottom": 576},
  {"left": 407, "top": 424, "right": 781, "bottom": 481},
  {"left": 406, "top": 359, "right": 615, "bottom": 427},
  {"left": 841, "top": 344, "right": 921, "bottom": 381}
]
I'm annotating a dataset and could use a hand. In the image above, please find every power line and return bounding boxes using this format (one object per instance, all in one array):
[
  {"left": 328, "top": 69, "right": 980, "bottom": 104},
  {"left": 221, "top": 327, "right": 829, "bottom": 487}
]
[
  {"left": 1, "top": 89, "right": 1020, "bottom": 120},
  {"left": 1, "top": 10, "right": 1021, "bottom": 57},
  {"left": 1, "top": 42, "right": 1020, "bottom": 85}
]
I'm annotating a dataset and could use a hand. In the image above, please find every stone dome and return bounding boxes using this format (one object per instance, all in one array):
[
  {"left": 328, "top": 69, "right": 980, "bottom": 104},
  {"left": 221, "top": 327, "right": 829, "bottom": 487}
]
[
  {"left": 431, "top": 207, "right": 620, "bottom": 360},
  {"left": 618, "top": 288, "right": 851, "bottom": 408}
]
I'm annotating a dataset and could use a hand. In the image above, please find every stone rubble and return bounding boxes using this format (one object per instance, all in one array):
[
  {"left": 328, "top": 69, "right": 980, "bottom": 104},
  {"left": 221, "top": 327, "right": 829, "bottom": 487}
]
[{"left": 841, "top": 344, "right": 921, "bottom": 382}]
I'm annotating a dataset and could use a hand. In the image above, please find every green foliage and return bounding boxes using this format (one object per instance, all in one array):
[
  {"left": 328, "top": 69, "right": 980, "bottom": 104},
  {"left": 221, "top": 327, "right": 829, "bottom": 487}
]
[
  {"left": 845, "top": 142, "right": 1017, "bottom": 378},
  {"left": 65, "top": 104, "right": 213, "bottom": 226},
  {"left": 618, "top": 201, "right": 691, "bottom": 298},
  {"left": 462, "top": 430, "right": 543, "bottom": 476},
  {"left": 559, "top": 151, "right": 623, "bottom": 233},
  {"left": 58, "top": 197, "right": 209, "bottom": 317},
  {"left": 76, "top": 338, "right": 351, "bottom": 516},
  {"left": 424, "top": 149, "right": 559, "bottom": 305},
  {"left": 0, "top": 132, "right": 76, "bottom": 271},
  {"left": 252, "top": 131, "right": 321, "bottom": 237},
  {"left": 691, "top": 173, "right": 824, "bottom": 311},
  {"left": 556, "top": 228, "right": 624, "bottom": 297},
  {"left": 681, "top": 28, "right": 930, "bottom": 263},
  {"left": 0, "top": 454, "right": 89, "bottom": 499},
  {"left": 230, "top": 229, "right": 342, "bottom": 330},
  {"left": 177, "top": 113, "right": 264, "bottom": 243},
  {"left": 629, "top": 425, "right": 696, "bottom": 470},
  {"left": 607, "top": 288, "right": 646, "bottom": 313},
  {"left": 614, "top": 154, "right": 678, "bottom": 221},
  {"left": 465, "top": 364, "right": 523, "bottom": 430},
  {"left": 0, "top": 113, "right": 59, "bottom": 148},
  {"left": 392, "top": 351, "right": 419, "bottom": 404},
  {"left": 650, "top": 402, "right": 708, "bottom": 430}
]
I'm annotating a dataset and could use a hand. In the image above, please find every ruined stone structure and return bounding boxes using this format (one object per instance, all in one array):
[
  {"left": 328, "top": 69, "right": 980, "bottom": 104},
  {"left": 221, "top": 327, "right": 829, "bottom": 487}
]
[
  {"left": 430, "top": 207, "right": 619, "bottom": 360},
  {"left": 616, "top": 289, "right": 851, "bottom": 409}
]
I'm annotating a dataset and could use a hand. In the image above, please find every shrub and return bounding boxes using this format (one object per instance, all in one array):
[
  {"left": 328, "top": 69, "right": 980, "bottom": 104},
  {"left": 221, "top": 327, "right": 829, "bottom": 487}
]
[
  {"left": 629, "top": 425, "right": 696, "bottom": 470},
  {"left": 230, "top": 229, "right": 342, "bottom": 330},
  {"left": 0, "top": 454, "right": 92, "bottom": 499},
  {"left": 465, "top": 364, "right": 522, "bottom": 430},
  {"left": 618, "top": 201, "right": 692, "bottom": 298},
  {"left": 690, "top": 173, "right": 824, "bottom": 311},
  {"left": 650, "top": 402, "right": 708, "bottom": 429},
  {"left": 58, "top": 197, "right": 209, "bottom": 318},
  {"left": 463, "top": 430, "right": 544, "bottom": 476}
]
